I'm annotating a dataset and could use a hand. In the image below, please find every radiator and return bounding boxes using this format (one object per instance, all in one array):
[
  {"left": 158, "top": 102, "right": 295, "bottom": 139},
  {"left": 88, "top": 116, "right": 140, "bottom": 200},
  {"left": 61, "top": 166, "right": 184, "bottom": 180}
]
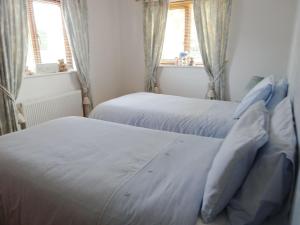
[{"left": 19, "top": 90, "right": 83, "bottom": 127}]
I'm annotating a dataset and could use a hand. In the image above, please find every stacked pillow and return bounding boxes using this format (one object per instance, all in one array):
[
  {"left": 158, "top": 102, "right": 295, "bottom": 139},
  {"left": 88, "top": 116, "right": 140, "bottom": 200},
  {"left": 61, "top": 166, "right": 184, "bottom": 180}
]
[
  {"left": 201, "top": 101, "right": 270, "bottom": 223},
  {"left": 233, "top": 76, "right": 274, "bottom": 119},
  {"left": 266, "top": 79, "right": 288, "bottom": 111},
  {"left": 233, "top": 76, "right": 289, "bottom": 119},
  {"left": 201, "top": 97, "right": 296, "bottom": 225},
  {"left": 227, "top": 98, "right": 296, "bottom": 225}
]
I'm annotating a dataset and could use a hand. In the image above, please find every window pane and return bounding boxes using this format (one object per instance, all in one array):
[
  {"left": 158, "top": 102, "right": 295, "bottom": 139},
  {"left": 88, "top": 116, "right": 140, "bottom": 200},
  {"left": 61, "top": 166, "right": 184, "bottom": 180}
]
[
  {"left": 161, "top": 3, "right": 203, "bottom": 66},
  {"left": 26, "top": 32, "right": 35, "bottom": 72},
  {"left": 190, "top": 9, "right": 203, "bottom": 64},
  {"left": 161, "top": 8, "right": 185, "bottom": 60},
  {"left": 33, "top": 1, "right": 67, "bottom": 64}
]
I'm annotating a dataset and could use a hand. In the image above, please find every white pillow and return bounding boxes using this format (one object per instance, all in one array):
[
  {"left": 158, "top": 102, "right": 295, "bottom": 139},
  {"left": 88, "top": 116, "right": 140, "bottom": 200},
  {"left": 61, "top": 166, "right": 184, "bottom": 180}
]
[{"left": 201, "top": 101, "right": 270, "bottom": 223}]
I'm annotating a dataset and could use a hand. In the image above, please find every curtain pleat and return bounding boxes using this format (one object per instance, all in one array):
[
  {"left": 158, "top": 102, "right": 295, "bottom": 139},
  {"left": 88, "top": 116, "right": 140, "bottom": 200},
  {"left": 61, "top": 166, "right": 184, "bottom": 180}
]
[
  {"left": 193, "top": 0, "right": 232, "bottom": 100},
  {"left": 0, "top": 0, "right": 28, "bottom": 135},
  {"left": 61, "top": 0, "right": 93, "bottom": 116},
  {"left": 143, "top": 0, "right": 169, "bottom": 92}
]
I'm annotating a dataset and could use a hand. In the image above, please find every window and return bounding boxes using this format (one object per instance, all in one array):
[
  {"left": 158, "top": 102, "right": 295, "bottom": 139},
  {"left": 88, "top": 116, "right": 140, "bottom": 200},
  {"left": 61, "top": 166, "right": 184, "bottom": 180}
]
[
  {"left": 161, "top": 0, "right": 202, "bottom": 66},
  {"left": 26, "top": 0, "right": 73, "bottom": 73}
]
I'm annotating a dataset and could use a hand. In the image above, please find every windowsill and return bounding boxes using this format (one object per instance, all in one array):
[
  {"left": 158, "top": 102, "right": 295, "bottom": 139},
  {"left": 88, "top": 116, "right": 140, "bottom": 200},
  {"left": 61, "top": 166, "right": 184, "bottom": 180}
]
[
  {"left": 159, "top": 64, "right": 204, "bottom": 68},
  {"left": 23, "top": 70, "right": 77, "bottom": 79}
]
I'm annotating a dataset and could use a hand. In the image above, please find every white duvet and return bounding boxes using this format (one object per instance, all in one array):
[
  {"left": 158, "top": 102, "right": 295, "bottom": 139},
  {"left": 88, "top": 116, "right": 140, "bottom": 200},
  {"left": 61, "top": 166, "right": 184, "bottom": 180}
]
[
  {"left": 0, "top": 117, "right": 222, "bottom": 225},
  {"left": 90, "top": 93, "right": 238, "bottom": 138}
]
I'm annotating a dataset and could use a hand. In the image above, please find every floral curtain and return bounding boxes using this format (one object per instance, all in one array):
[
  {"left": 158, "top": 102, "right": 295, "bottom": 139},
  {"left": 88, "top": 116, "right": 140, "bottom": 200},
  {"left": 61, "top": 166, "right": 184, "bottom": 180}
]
[
  {"left": 193, "top": 0, "right": 232, "bottom": 100},
  {"left": 61, "top": 0, "right": 93, "bottom": 116},
  {"left": 0, "top": 0, "right": 28, "bottom": 135},
  {"left": 143, "top": 0, "right": 169, "bottom": 92}
]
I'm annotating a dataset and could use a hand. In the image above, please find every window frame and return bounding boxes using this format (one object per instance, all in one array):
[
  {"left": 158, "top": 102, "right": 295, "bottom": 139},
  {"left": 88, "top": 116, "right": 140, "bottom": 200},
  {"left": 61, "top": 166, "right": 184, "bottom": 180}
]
[
  {"left": 27, "top": 0, "right": 73, "bottom": 67},
  {"left": 160, "top": 0, "right": 202, "bottom": 66}
]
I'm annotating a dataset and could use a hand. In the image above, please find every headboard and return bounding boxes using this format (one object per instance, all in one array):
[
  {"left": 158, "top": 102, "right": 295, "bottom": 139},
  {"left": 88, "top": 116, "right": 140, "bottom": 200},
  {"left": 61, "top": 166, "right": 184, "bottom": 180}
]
[{"left": 290, "top": 70, "right": 300, "bottom": 225}]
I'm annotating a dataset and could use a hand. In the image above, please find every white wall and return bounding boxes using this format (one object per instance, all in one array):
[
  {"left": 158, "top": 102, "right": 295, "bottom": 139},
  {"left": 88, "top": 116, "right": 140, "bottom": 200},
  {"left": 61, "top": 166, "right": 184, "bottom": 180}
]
[
  {"left": 119, "top": 0, "right": 145, "bottom": 95},
  {"left": 158, "top": 67, "right": 208, "bottom": 98},
  {"left": 228, "top": 0, "right": 297, "bottom": 101},
  {"left": 18, "top": 72, "right": 80, "bottom": 102},
  {"left": 289, "top": 0, "right": 300, "bottom": 96},
  {"left": 118, "top": 0, "right": 298, "bottom": 101},
  {"left": 87, "top": 0, "right": 122, "bottom": 104}
]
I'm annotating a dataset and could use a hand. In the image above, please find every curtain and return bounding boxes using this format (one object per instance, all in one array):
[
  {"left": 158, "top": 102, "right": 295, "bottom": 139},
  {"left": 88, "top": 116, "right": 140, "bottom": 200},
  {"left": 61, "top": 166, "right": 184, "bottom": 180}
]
[
  {"left": 61, "top": 0, "right": 93, "bottom": 116},
  {"left": 0, "top": 0, "right": 28, "bottom": 135},
  {"left": 193, "top": 0, "right": 232, "bottom": 100},
  {"left": 143, "top": 0, "right": 169, "bottom": 92}
]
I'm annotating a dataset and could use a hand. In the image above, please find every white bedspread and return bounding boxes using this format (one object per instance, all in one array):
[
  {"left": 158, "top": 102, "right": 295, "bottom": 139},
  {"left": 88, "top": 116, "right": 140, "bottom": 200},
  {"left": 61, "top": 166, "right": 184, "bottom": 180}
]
[
  {"left": 197, "top": 213, "right": 229, "bottom": 225},
  {"left": 90, "top": 93, "right": 238, "bottom": 138},
  {"left": 0, "top": 117, "right": 222, "bottom": 225}
]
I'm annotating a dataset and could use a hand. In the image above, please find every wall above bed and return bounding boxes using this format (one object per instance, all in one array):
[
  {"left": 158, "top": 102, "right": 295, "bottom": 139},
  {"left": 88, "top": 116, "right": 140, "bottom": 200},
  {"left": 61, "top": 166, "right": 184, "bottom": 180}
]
[{"left": 227, "top": 0, "right": 297, "bottom": 101}]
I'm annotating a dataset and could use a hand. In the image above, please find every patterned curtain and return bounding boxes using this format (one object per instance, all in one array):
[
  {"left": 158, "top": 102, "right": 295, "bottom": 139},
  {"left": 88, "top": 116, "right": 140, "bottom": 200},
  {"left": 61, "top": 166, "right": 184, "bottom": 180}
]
[
  {"left": 61, "top": 0, "right": 93, "bottom": 116},
  {"left": 193, "top": 0, "right": 232, "bottom": 100},
  {"left": 143, "top": 0, "right": 169, "bottom": 92},
  {"left": 0, "top": 0, "right": 28, "bottom": 135}
]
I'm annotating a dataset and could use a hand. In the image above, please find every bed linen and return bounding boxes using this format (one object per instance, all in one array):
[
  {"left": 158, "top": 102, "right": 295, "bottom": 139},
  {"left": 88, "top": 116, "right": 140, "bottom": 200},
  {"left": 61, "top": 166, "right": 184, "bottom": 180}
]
[
  {"left": 196, "top": 212, "right": 286, "bottom": 225},
  {"left": 0, "top": 117, "right": 222, "bottom": 225},
  {"left": 197, "top": 213, "right": 229, "bottom": 225},
  {"left": 90, "top": 92, "right": 238, "bottom": 138}
]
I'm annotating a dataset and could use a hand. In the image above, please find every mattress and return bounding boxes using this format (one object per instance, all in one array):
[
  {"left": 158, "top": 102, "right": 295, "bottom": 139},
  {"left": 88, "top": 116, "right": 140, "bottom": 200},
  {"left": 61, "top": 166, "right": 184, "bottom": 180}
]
[
  {"left": 0, "top": 117, "right": 222, "bottom": 225},
  {"left": 90, "top": 92, "right": 238, "bottom": 138}
]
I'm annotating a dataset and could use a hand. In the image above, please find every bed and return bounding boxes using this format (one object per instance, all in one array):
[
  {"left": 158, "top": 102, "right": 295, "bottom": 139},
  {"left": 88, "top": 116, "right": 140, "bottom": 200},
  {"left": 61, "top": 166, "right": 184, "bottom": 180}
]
[
  {"left": 90, "top": 92, "right": 238, "bottom": 138},
  {"left": 0, "top": 117, "right": 222, "bottom": 225},
  {"left": 0, "top": 115, "right": 295, "bottom": 225}
]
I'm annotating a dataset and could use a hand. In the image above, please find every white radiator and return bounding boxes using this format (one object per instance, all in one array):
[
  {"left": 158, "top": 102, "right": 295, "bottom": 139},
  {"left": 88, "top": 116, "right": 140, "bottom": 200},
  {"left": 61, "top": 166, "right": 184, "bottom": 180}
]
[{"left": 19, "top": 90, "right": 83, "bottom": 127}]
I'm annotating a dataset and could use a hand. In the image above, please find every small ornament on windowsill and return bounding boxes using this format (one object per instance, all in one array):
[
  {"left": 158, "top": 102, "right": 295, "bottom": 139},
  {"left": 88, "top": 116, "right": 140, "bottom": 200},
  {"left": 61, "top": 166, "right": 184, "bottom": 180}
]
[
  {"left": 25, "top": 66, "right": 34, "bottom": 76},
  {"left": 58, "top": 59, "right": 68, "bottom": 72}
]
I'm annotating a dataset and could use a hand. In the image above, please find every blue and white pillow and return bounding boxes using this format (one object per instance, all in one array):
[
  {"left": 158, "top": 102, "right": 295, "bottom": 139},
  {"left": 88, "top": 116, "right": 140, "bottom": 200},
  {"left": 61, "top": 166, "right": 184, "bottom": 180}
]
[
  {"left": 201, "top": 101, "right": 270, "bottom": 223},
  {"left": 234, "top": 76, "right": 275, "bottom": 119},
  {"left": 266, "top": 79, "right": 288, "bottom": 111},
  {"left": 228, "top": 98, "right": 296, "bottom": 225}
]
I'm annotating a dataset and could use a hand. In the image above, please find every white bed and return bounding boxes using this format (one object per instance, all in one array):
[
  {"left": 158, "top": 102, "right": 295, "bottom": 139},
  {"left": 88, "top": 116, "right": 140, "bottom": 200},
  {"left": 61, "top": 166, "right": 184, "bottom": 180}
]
[
  {"left": 90, "top": 92, "right": 238, "bottom": 138},
  {"left": 196, "top": 211, "right": 288, "bottom": 225},
  {"left": 0, "top": 117, "right": 222, "bottom": 225},
  {"left": 196, "top": 213, "right": 229, "bottom": 225}
]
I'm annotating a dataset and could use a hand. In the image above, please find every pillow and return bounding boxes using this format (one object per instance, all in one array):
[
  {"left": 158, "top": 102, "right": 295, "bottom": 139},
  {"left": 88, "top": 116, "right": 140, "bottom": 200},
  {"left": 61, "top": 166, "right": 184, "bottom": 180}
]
[
  {"left": 201, "top": 101, "right": 270, "bottom": 223},
  {"left": 227, "top": 98, "right": 297, "bottom": 225},
  {"left": 266, "top": 79, "right": 288, "bottom": 111},
  {"left": 234, "top": 76, "right": 275, "bottom": 119}
]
